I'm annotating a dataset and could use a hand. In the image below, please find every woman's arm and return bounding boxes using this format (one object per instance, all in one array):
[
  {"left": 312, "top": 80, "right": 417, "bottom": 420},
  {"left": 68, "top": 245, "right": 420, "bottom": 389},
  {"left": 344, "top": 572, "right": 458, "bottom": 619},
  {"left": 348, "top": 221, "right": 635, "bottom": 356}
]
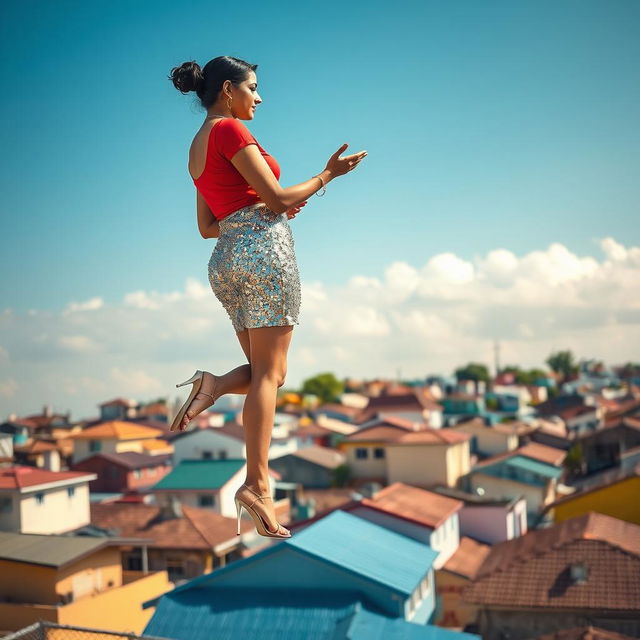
[
  {"left": 196, "top": 190, "right": 219, "bottom": 239},
  {"left": 230, "top": 145, "right": 333, "bottom": 215}
]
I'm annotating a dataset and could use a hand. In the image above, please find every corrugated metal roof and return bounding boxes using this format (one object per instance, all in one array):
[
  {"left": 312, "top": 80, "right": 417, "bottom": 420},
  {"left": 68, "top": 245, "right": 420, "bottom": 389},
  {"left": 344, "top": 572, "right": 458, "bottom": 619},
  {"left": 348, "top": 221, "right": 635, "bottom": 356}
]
[
  {"left": 152, "top": 458, "right": 245, "bottom": 490},
  {"left": 143, "top": 587, "right": 479, "bottom": 640},
  {"left": 0, "top": 531, "right": 110, "bottom": 568},
  {"left": 504, "top": 454, "right": 563, "bottom": 477},
  {"left": 287, "top": 509, "right": 437, "bottom": 595}
]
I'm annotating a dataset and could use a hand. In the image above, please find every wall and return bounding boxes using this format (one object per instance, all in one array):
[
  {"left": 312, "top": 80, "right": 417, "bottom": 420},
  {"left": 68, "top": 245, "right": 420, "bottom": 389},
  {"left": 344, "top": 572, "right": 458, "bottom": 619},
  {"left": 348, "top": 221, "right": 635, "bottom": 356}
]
[{"left": 19, "top": 482, "right": 91, "bottom": 534}]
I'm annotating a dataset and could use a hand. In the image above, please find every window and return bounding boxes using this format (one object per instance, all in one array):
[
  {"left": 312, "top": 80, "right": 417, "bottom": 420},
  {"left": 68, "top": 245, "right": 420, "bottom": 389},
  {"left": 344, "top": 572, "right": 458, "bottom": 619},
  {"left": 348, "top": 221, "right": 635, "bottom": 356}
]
[
  {"left": 201, "top": 451, "right": 212, "bottom": 459},
  {"left": 218, "top": 450, "right": 228, "bottom": 460},
  {"left": 35, "top": 493, "right": 45, "bottom": 505},
  {"left": 67, "top": 487, "right": 75, "bottom": 498},
  {"left": 198, "top": 494, "right": 214, "bottom": 507},
  {"left": 0, "top": 497, "right": 12, "bottom": 513},
  {"left": 134, "top": 469, "right": 142, "bottom": 479},
  {"left": 89, "top": 440, "right": 102, "bottom": 452},
  {"left": 355, "top": 448, "right": 368, "bottom": 459},
  {"left": 373, "top": 448, "right": 385, "bottom": 459}
]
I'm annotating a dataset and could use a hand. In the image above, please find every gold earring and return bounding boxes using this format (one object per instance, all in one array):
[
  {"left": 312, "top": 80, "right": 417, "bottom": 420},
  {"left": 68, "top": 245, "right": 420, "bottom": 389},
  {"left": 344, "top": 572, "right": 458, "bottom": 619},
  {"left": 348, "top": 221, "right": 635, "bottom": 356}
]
[{"left": 227, "top": 95, "right": 232, "bottom": 110}]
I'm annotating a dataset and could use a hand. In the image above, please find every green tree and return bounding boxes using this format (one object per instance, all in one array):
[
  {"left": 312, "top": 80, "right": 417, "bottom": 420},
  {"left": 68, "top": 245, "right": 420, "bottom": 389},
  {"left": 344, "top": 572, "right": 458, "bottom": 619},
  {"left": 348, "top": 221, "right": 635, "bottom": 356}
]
[
  {"left": 300, "top": 372, "right": 344, "bottom": 405},
  {"left": 331, "top": 464, "right": 352, "bottom": 488},
  {"left": 455, "top": 363, "right": 490, "bottom": 383},
  {"left": 546, "top": 350, "right": 579, "bottom": 384}
]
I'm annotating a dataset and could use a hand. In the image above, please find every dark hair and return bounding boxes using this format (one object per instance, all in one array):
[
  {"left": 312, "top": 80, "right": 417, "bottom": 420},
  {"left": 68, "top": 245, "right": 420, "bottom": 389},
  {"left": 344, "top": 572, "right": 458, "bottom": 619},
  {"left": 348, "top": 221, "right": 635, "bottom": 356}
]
[{"left": 169, "top": 56, "right": 258, "bottom": 110}]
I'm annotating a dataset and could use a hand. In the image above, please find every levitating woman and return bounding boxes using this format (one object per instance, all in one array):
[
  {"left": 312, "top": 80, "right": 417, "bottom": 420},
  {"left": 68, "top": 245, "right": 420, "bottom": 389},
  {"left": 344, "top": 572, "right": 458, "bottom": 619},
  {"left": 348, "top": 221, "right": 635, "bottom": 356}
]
[{"left": 168, "top": 56, "right": 366, "bottom": 538}]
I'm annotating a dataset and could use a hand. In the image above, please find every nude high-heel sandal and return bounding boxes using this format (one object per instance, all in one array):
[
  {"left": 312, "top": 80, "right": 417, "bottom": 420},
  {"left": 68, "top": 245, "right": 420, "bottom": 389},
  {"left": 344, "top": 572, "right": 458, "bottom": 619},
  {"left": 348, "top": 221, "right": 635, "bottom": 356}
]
[
  {"left": 235, "top": 483, "right": 292, "bottom": 539},
  {"left": 170, "top": 369, "right": 217, "bottom": 432}
]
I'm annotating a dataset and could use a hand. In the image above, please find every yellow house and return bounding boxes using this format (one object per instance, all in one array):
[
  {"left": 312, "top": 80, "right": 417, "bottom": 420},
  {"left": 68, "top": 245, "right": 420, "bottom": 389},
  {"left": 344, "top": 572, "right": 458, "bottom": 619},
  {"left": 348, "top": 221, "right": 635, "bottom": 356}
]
[
  {"left": 543, "top": 468, "right": 640, "bottom": 526},
  {"left": 0, "top": 530, "right": 172, "bottom": 635},
  {"left": 71, "top": 421, "right": 165, "bottom": 464},
  {"left": 386, "top": 428, "right": 471, "bottom": 488}
]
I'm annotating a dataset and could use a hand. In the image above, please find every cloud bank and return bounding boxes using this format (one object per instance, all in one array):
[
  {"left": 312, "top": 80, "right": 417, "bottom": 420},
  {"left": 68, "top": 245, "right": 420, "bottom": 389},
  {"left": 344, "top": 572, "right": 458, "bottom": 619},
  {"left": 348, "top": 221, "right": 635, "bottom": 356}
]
[{"left": 1, "top": 237, "right": 638, "bottom": 419}]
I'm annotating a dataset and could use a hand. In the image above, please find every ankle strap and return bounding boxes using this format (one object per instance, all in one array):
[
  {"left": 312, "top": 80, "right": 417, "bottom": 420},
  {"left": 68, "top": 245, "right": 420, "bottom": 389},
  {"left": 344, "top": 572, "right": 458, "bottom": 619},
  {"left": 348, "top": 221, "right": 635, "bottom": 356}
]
[{"left": 242, "top": 483, "right": 272, "bottom": 499}]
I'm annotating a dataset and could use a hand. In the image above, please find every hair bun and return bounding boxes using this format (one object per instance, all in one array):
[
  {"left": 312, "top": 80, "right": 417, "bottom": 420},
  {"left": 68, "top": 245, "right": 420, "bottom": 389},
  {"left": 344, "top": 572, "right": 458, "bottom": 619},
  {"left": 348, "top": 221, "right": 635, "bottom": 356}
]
[{"left": 169, "top": 60, "right": 204, "bottom": 94}]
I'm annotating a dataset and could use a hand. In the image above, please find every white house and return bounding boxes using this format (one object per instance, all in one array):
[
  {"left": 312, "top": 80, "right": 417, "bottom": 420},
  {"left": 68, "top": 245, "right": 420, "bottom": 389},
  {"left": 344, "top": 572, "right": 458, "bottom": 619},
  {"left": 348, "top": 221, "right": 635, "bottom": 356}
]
[{"left": 0, "top": 465, "right": 96, "bottom": 534}]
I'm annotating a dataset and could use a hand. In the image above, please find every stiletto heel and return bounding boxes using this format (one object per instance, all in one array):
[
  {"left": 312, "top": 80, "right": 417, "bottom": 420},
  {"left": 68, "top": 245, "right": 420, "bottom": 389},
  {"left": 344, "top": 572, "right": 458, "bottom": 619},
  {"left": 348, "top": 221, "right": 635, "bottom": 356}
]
[
  {"left": 170, "top": 370, "right": 218, "bottom": 432},
  {"left": 235, "top": 498, "right": 243, "bottom": 535},
  {"left": 234, "top": 483, "right": 291, "bottom": 539}
]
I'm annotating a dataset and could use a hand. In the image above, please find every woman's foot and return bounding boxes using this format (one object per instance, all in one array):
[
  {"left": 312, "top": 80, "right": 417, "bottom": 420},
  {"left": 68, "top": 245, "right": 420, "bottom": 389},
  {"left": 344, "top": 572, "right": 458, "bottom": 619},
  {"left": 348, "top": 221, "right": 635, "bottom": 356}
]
[
  {"left": 236, "top": 483, "right": 290, "bottom": 536},
  {"left": 181, "top": 371, "right": 219, "bottom": 430}
]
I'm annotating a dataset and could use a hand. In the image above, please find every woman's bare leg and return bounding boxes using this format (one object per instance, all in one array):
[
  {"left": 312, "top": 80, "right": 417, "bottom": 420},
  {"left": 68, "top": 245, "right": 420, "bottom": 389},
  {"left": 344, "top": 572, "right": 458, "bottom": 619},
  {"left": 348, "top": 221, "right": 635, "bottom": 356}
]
[{"left": 238, "top": 324, "right": 293, "bottom": 534}]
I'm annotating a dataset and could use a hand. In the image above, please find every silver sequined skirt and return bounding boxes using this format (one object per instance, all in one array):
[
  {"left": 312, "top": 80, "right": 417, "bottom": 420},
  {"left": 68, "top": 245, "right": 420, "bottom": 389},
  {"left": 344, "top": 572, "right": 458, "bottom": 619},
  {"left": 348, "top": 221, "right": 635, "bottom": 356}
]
[{"left": 208, "top": 202, "right": 301, "bottom": 332}]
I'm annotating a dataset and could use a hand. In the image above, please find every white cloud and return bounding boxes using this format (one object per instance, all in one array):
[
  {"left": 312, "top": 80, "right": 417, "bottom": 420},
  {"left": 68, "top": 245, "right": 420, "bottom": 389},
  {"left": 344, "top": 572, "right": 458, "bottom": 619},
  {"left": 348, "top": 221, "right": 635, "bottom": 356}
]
[{"left": 1, "top": 236, "right": 639, "bottom": 419}]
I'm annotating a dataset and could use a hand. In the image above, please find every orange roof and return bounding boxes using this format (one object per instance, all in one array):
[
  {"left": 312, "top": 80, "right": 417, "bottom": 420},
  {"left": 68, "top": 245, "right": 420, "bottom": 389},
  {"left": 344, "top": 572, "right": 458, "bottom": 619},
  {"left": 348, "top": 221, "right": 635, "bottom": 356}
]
[
  {"left": 14, "top": 439, "right": 59, "bottom": 454},
  {"left": 140, "top": 438, "right": 173, "bottom": 451},
  {"left": 443, "top": 536, "right": 492, "bottom": 579},
  {"left": 343, "top": 424, "right": 411, "bottom": 443},
  {"left": 0, "top": 465, "right": 94, "bottom": 490},
  {"left": 517, "top": 442, "right": 567, "bottom": 466},
  {"left": 70, "top": 420, "right": 164, "bottom": 440},
  {"left": 362, "top": 481, "right": 463, "bottom": 528}
]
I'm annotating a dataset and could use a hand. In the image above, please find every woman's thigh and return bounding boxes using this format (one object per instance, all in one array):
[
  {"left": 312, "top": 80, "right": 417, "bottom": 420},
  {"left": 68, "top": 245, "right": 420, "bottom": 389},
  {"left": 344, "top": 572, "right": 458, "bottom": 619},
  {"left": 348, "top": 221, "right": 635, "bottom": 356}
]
[
  {"left": 248, "top": 325, "right": 294, "bottom": 381},
  {"left": 236, "top": 328, "right": 251, "bottom": 363}
]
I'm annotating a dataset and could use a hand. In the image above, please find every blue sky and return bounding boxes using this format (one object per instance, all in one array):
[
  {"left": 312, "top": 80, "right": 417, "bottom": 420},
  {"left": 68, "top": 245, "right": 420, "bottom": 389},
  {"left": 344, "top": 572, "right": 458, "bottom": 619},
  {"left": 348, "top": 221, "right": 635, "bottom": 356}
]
[{"left": 1, "top": 0, "right": 639, "bottom": 418}]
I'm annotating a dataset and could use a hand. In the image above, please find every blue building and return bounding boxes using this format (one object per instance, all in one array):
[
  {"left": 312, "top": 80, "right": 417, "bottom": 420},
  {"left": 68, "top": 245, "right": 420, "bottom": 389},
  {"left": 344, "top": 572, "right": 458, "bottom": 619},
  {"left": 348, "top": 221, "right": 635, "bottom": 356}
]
[{"left": 142, "top": 510, "right": 479, "bottom": 639}]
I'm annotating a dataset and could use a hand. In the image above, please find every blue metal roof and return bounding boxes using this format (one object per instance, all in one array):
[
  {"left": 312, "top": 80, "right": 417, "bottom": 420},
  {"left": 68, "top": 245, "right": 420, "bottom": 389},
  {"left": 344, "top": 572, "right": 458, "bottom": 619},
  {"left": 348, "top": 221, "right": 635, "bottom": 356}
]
[
  {"left": 287, "top": 510, "right": 438, "bottom": 595},
  {"left": 143, "top": 510, "right": 438, "bottom": 610},
  {"left": 142, "top": 587, "right": 479, "bottom": 640}
]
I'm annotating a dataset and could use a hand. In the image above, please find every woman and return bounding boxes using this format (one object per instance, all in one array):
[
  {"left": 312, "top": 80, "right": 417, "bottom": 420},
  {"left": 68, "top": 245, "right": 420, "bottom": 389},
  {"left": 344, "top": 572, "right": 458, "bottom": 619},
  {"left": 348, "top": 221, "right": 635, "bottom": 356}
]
[{"left": 168, "top": 56, "right": 366, "bottom": 538}]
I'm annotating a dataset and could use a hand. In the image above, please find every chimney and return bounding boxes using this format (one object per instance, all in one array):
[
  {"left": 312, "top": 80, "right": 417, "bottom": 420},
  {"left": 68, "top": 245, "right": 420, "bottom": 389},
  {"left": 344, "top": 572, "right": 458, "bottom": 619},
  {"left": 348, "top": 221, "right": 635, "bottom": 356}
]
[
  {"left": 43, "top": 404, "right": 53, "bottom": 418},
  {"left": 158, "top": 495, "right": 183, "bottom": 521}
]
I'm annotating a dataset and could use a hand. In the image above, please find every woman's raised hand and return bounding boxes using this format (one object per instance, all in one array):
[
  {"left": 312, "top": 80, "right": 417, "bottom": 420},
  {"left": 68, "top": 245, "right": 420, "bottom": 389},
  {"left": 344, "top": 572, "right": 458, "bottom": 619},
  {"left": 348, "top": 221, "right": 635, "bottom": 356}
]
[{"left": 325, "top": 143, "right": 367, "bottom": 178}]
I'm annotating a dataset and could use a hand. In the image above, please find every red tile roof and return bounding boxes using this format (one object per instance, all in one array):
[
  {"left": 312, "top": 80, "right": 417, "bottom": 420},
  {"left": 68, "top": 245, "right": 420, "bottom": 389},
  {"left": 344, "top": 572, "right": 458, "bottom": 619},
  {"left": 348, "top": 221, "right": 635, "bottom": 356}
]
[
  {"left": 463, "top": 512, "right": 640, "bottom": 610},
  {"left": 90, "top": 502, "right": 255, "bottom": 550},
  {"left": 0, "top": 465, "right": 94, "bottom": 490},
  {"left": 362, "top": 481, "right": 463, "bottom": 528},
  {"left": 390, "top": 427, "right": 471, "bottom": 445},
  {"left": 343, "top": 424, "right": 412, "bottom": 443}
]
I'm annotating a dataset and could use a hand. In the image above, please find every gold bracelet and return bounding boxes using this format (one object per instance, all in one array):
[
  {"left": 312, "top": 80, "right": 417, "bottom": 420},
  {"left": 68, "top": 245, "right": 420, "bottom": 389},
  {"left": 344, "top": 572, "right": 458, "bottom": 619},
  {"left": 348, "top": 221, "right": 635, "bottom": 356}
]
[{"left": 314, "top": 175, "right": 326, "bottom": 197}]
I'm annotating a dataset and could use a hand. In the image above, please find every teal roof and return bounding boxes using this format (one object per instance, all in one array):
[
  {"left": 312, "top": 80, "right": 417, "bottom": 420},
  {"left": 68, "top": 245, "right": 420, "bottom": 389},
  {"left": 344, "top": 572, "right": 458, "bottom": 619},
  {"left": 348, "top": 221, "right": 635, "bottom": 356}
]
[
  {"left": 143, "top": 587, "right": 479, "bottom": 640},
  {"left": 287, "top": 510, "right": 438, "bottom": 595},
  {"left": 151, "top": 458, "right": 245, "bottom": 490},
  {"left": 144, "top": 510, "right": 438, "bottom": 608},
  {"left": 477, "top": 454, "right": 561, "bottom": 483}
]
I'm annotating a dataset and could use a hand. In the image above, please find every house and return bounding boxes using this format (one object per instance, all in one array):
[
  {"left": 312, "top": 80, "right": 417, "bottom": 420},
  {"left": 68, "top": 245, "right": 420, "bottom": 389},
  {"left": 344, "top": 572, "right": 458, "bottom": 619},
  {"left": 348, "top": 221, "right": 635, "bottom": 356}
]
[
  {"left": 450, "top": 417, "right": 535, "bottom": 458},
  {"left": 338, "top": 422, "right": 414, "bottom": 482},
  {"left": 354, "top": 390, "right": 444, "bottom": 426},
  {"left": 99, "top": 397, "right": 138, "bottom": 421},
  {"left": 150, "top": 458, "right": 287, "bottom": 522},
  {"left": 432, "top": 486, "right": 528, "bottom": 544},
  {"left": 141, "top": 509, "right": 447, "bottom": 633},
  {"left": 0, "top": 530, "right": 172, "bottom": 635},
  {"left": 287, "top": 419, "right": 338, "bottom": 449},
  {"left": 386, "top": 428, "right": 471, "bottom": 488},
  {"left": 13, "top": 438, "right": 62, "bottom": 471},
  {"left": 268, "top": 445, "right": 347, "bottom": 488},
  {"left": 348, "top": 482, "right": 462, "bottom": 568},
  {"left": 0, "top": 465, "right": 96, "bottom": 534},
  {"left": 465, "top": 454, "right": 562, "bottom": 526},
  {"left": 90, "top": 500, "right": 256, "bottom": 580},
  {"left": 435, "top": 536, "right": 491, "bottom": 629},
  {"left": 70, "top": 421, "right": 166, "bottom": 464},
  {"left": 0, "top": 433, "right": 13, "bottom": 465},
  {"left": 170, "top": 424, "right": 246, "bottom": 464},
  {"left": 461, "top": 512, "right": 640, "bottom": 639},
  {"left": 441, "top": 393, "right": 485, "bottom": 425},
  {"left": 542, "top": 464, "right": 640, "bottom": 526},
  {"left": 70, "top": 452, "right": 173, "bottom": 493},
  {"left": 534, "top": 393, "right": 605, "bottom": 436}
]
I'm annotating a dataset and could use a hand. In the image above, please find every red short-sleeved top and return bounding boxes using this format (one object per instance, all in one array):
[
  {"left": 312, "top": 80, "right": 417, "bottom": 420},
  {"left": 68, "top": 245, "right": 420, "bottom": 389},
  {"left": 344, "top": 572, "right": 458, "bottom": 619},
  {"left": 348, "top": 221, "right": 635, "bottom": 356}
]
[{"left": 192, "top": 117, "right": 280, "bottom": 221}]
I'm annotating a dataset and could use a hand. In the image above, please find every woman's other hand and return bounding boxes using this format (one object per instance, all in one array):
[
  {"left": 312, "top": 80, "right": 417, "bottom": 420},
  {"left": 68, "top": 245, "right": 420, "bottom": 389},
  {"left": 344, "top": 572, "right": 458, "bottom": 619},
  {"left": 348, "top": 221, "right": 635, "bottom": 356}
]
[{"left": 286, "top": 200, "right": 307, "bottom": 219}]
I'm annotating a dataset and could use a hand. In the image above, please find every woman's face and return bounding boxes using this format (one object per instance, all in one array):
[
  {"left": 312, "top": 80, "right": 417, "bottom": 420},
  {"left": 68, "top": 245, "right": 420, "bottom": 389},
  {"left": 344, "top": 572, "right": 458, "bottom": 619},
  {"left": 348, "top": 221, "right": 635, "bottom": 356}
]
[{"left": 228, "top": 71, "right": 262, "bottom": 120}]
